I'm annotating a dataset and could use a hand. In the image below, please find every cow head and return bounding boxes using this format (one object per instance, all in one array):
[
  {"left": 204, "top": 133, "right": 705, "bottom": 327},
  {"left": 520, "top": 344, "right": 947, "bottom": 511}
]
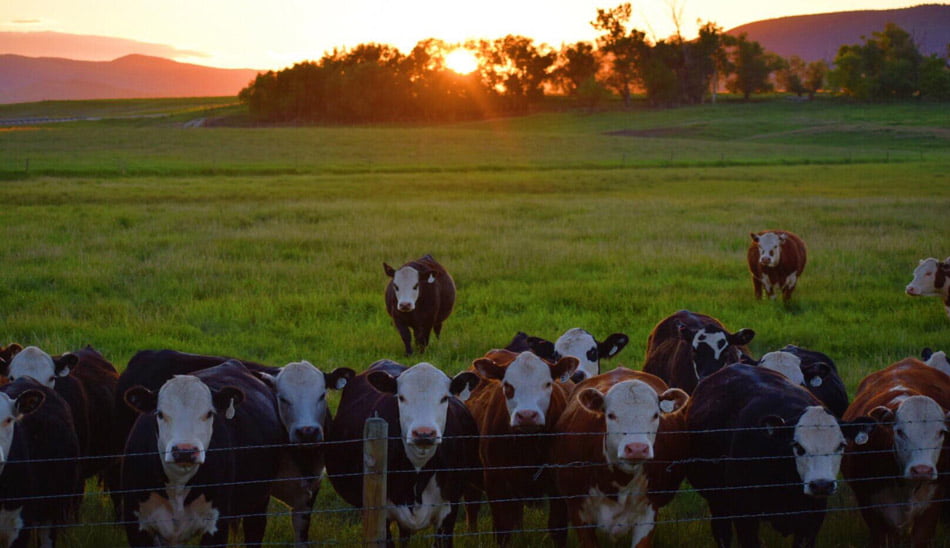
[
  {"left": 256, "top": 362, "right": 355, "bottom": 444},
  {"left": 125, "top": 375, "right": 245, "bottom": 485},
  {"left": 690, "top": 326, "right": 755, "bottom": 380},
  {"left": 473, "top": 351, "right": 578, "bottom": 432},
  {"left": 906, "top": 257, "right": 950, "bottom": 297},
  {"left": 578, "top": 380, "right": 687, "bottom": 474},
  {"left": 367, "top": 362, "right": 477, "bottom": 470},
  {"left": 750, "top": 232, "right": 787, "bottom": 267},
  {"left": 758, "top": 351, "right": 805, "bottom": 386},
  {"left": 868, "top": 395, "right": 948, "bottom": 481},
  {"left": 5, "top": 346, "right": 76, "bottom": 388},
  {"left": 0, "top": 388, "right": 45, "bottom": 475},
  {"left": 922, "top": 348, "right": 950, "bottom": 377},
  {"left": 385, "top": 262, "right": 438, "bottom": 313},
  {"left": 540, "top": 329, "right": 629, "bottom": 383}
]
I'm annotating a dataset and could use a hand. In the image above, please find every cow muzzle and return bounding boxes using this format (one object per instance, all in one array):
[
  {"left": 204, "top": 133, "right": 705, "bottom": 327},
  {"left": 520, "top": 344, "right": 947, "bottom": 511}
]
[
  {"left": 398, "top": 302, "right": 415, "bottom": 312},
  {"left": 620, "top": 442, "right": 653, "bottom": 462},
  {"left": 409, "top": 426, "right": 439, "bottom": 447},
  {"left": 512, "top": 410, "right": 544, "bottom": 432},
  {"left": 168, "top": 443, "right": 204, "bottom": 466},
  {"left": 805, "top": 479, "right": 837, "bottom": 497},
  {"left": 906, "top": 286, "right": 920, "bottom": 296},
  {"left": 907, "top": 464, "right": 937, "bottom": 481},
  {"left": 293, "top": 426, "right": 324, "bottom": 444}
]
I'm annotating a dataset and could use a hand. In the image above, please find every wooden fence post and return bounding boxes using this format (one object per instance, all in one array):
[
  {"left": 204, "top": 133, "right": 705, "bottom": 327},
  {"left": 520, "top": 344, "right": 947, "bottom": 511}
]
[{"left": 362, "top": 417, "right": 388, "bottom": 546}]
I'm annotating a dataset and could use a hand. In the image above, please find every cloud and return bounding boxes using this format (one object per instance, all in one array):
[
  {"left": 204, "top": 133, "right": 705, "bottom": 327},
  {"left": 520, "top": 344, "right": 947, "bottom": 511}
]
[{"left": 0, "top": 31, "right": 209, "bottom": 61}]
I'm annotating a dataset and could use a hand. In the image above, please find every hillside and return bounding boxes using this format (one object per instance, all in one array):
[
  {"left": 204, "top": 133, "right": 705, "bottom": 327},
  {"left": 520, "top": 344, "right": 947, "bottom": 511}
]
[
  {"left": 0, "top": 54, "right": 260, "bottom": 104},
  {"left": 728, "top": 4, "right": 950, "bottom": 63}
]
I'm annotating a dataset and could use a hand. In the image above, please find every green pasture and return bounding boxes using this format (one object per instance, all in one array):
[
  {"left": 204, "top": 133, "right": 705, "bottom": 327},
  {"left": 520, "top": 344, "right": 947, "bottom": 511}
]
[{"left": 0, "top": 97, "right": 948, "bottom": 546}]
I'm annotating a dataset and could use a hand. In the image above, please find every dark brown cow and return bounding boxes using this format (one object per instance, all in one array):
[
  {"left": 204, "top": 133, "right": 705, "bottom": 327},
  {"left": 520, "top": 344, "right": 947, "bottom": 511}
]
[
  {"left": 842, "top": 358, "right": 950, "bottom": 547},
  {"left": 384, "top": 254, "right": 456, "bottom": 355},
  {"left": 464, "top": 350, "right": 578, "bottom": 546},
  {"left": 747, "top": 230, "right": 807, "bottom": 302},
  {"left": 551, "top": 368, "right": 689, "bottom": 548}
]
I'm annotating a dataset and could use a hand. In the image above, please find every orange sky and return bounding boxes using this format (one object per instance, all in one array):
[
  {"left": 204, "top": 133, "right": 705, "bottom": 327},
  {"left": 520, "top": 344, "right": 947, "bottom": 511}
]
[{"left": 0, "top": 0, "right": 928, "bottom": 70}]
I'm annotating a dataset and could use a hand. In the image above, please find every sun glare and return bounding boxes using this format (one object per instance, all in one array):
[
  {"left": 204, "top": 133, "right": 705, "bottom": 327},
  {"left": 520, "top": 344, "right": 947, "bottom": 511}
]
[{"left": 445, "top": 49, "right": 479, "bottom": 74}]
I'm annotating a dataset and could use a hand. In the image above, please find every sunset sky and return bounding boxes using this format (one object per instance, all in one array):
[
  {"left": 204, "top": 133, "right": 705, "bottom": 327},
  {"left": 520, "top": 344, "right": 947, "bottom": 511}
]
[{"left": 0, "top": 0, "right": 927, "bottom": 70}]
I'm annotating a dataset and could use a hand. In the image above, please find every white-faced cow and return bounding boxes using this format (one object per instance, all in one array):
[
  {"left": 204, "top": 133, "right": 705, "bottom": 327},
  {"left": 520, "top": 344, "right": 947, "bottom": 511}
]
[
  {"left": 115, "top": 349, "right": 353, "bottom": 546},
  {"left": 384, "top": 254, "right": 456, "bottom": 356},
  {"left": 643, "top": 310, "right": 755, "bottom": 394},
  {"left": 842, "top": 358, "right": 950, "bottom": 547},
  {"left": 463, "top": 350, "right": 578, "bottom": 546},
  {"left": 121, "top": 360, "right": 283, "bottom": 546},
  {"left": 756, "top": 345, "right": 850, "bottom": 418},
  {"left": 0, "top": 378, "right": 82, "bottom": 548},
  {"left": 906, "top": 257, "right": 950, "bottom": 319},
  {"left": 686, "top": 364, "right": 874, "bottom": 548},
  {"left": 505, "top": 328, "right": 629, "bottom": 383},
  {"left": 326, "top": 360, "right": 479, "bottom": 547},
  {"left": 747, "top": 230, "right": 807, "bottom": 302},
  {"left": 550, "top": 368, "right": 689, "bottom": 548}
]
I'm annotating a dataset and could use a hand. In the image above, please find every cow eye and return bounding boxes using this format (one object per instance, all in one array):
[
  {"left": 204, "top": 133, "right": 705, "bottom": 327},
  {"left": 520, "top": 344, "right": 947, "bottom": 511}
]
[
  {"left": 2, "top": 417, "right": 12, "bottom": 427},
  {"left": 398, "top": 395, "right": 406, "bottom": 403},
  {"left": 792, "top": 442, "right": 805, "bottom": 456},
  {"left": 48, "top": 376, "right": 56, "bottom": 384},
  {"left": 544, "top": 381, "right": 552, "bottom": 389},
  {"left": 156, "top": 411, "right": 165, "bottom": 420},
  {"left": 205, "top": 410, "right": 214, "bottom": 420},
  {"left": 440, "top": 395, "right": 449, "bottom": 404},
  {"left": 653, "top": 413, "right": 660, "bottom": 420},
  {"left": 837, "top": 442, "right": 847, "bottom": 452},
  {"left": 413, "top": 284, "right": 419, "bottom": 290},
  {"left": 279, "top": 397, "right": 291, "bottom": 406},
  {"left": 393, "top": 284, "right": 399, "bottom": 291},
  {"left": 895, "top": 429, "right": 907, "bottom": 439},
  {"left": 607, "top": 413, "right": 617, "bottom": 421},
  {"left": 503, "top": 383, "right": 514, "bottom": 399},
  {"left": 7, "top": 377, "right": 14, "bottom": 382},
  {"left": 318, "top": 393, "right": 326, "bottom": 401}
]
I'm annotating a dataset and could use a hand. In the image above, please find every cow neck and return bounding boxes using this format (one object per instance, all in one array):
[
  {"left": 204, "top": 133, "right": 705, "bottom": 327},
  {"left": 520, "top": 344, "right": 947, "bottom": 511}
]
[
  {"left": 162, "top": 462, "right": 200, "bottom": 489},
  {"left": 389, "top": 445, "right": 442, "bottom": 507}
]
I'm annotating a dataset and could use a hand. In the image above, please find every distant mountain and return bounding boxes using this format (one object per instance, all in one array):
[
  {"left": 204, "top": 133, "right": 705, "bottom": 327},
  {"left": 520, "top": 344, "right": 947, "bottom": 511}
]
[
  {"left": 0, "top": 54, "right": 260, "bottom": 104},
  {"left": 728, "top": 4, "right": 950, "bottom": 63}
]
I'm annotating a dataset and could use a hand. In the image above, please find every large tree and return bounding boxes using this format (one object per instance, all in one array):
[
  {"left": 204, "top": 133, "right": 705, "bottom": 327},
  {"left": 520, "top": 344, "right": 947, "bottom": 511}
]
[
  {"left": 723, "top": 32, "right": 781, "bottom": 100},
  {"left": 830, "top": 23, "right": 924, "bottom": 100},
  {"left": 591, "top": 3, "right": 649, "bottom": 106}
]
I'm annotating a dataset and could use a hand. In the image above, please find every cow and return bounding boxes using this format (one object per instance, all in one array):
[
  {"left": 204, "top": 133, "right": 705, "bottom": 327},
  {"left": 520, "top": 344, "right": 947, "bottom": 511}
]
[
  {"left": 115, "top": 349, "right": 353, "bottom": 546},
  {"left": 0, "top": 345, "right": 21, "bottom": 374},
  {"left": 747, "top": 230, "right": 807, "bottom": 302},
  {"left": 2, "top": 345, "right": 118, "bottom": 479},
  {"left": 325, "top": 360, "right": 479, "bottom": 547},
  {"left": 906, "top": 257, "right": 950, "bottom": 319},
  {"left": 504, "top": 328, "right": 629, "bottom": 383},
  {"left": 384, "top": 254, "right": 456, "bottom": 355},
  {"left": 922, "top": 347, "right": 950, "bottom": 377},
  {"left": 643, "top": 310, "right": 755, "bottom": 393},
  {"left": 550, "top": 368, "right": 689, "bottom": 548},
  {"left": 756, "top": 345, "right": 850, "bottom": 417},
  {"left": 0, "top": 378, "right": 83, "bottom": 548},
  {"left": 842, "top": 358, "right": 950, "bottom": 547},
  {"left": 686, "top": 364, "right": 874, "bottom": 548},
  {"left": 120, "top": 360, "right": 283, "bottom": 546},
  {"left": 463, "top": 350, "right": 578, "bottom": 546}
]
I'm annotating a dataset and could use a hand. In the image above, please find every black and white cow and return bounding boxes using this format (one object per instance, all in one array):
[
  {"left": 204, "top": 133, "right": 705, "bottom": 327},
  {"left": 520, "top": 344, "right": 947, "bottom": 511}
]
[
  {"left": 120, "top": 360, "right": 283, "bottom": 546},
  {"left": 0, "top": 378, "right": 82, "bottom": 548},
  {"left": 921, "top": 347, "right": 950, "bottom": 377},
  {"left": 505, "top": 328, "right": 629, "bottom": 382},
  {"left": 384, "top": 255, "right": 456, "bottom": 355},
  {"left": 686, "top": 364, "right": 873, "bottom": 548},
  {"left": 326, "top": 361, "right": 479, "bottom": 547},
  {"left": 756, "top": 345, "right": 850, "bottom": 418}
]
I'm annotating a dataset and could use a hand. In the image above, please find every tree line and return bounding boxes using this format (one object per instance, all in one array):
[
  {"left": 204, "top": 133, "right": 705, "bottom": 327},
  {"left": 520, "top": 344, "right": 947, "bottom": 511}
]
[{"left": 238, "top": 3, "right": 950, "bottom": 123}]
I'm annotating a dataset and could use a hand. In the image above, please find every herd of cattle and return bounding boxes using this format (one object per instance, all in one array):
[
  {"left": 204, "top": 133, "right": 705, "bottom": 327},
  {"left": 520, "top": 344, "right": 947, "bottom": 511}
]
[{"left": 0, "top": 245, "right": 946, "bottom": 547}]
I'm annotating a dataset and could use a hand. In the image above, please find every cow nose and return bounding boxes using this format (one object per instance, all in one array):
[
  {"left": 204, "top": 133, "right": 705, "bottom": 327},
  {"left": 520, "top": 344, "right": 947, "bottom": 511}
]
[
  {"left": 398, "top": 302, "right": 414, "bottom": 312},
  {"left": 170, "top": 444, "right": 201, "bottom": 465},
  {"left": 807, "top": 479, "right": 837, "bottom": 497},
  {"left": 622, "top": 442, "right": 652, "bottom": 461},
  {"left": 411, "top": 427, "right": 438, "bottom": 446},
  {"left": 906, "top": 286, "right": 919, "bottom": 296},
  {"left": 514, "top": 410, "right": 541, "bottom": 426},
  {"left": 295, "top": 426, "right": 323, "bottom": 443},
  {"left": 909, "top": 464, "right": 936, "bottom": 480}
]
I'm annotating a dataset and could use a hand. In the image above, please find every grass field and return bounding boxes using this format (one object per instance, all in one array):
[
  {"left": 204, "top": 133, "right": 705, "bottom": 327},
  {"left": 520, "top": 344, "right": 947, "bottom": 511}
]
[{"left": 0, "top": 96, "right": 949, "bottom": 546}]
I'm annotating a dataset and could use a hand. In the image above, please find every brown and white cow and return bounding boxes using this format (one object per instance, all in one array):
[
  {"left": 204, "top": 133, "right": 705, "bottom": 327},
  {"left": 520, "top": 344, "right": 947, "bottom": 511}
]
[
  {"left": 551, "top": 368, "right": 689, "bottom": 548},
  {"left": 905, "top": 257, "right": 950, "bottom": 319},
  {"left": 842, "top": 358, "right": 950, "bottom": 547},
  {"left": 464, "top": 350, "right": 578, "bottom": 546},
  {"left": 384, "top": 254, "right": 456, "bottom": 355},
  {"left": 747, "top": 230, "right": 807, "bottom": 302}
]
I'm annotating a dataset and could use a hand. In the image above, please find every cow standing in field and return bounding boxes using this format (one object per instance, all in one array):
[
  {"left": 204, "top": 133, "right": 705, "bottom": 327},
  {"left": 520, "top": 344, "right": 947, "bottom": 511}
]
[
  {"left": 384, "top": 255, "right": 456, "bottom": 356},
  {"left": 326, "top": 361, "right": 479, "bottom": 547},
  {"left": 905, "top": 256, "right": 950, "bottom": 319},
  {"left": 747, "top": 230, "right": 807, "bottom": 302},
  {"left": 643, "top": 310, "right": 755, "bottom": 394},
  {"left": 463, "top": 350, "right": 578, "bottom": 546},
  {"left": 550, "top": 368, "right": 689, "bottom": 548},
  {"left": 505, "top": 328, "right": 629, "bottom": 383},
  {"left": 842, "top": 358, "right": 950, "bottom": 546},
  {"left": 686, "top": 364, "right": 873, "bottom": 548}
]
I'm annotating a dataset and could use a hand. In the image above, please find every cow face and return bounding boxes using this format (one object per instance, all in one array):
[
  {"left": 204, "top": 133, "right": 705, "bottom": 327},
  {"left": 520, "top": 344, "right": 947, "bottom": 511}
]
[
  {"left": 385, "top": 263, "right": 436, "bottom": 313},
  {"left": 368, "top": 363, "right": 477, "bottom": 470},
  {"left": 6, "top": 346, "right": 75, "bottom": 388},
  {"left": 691, "top": 327, "right": 754, "bottom": 380},
  {"left": 758, "top": 351, "right": 805, "bottom": 386},
  {"left": 760, "top": 406, "right": 849, "bottom": 497},
  {"left": 871, "top": 395, "right": 948, "bottom": 481},
  {"left": 751, "top": 232, "right": 786, "bottom": 267},
  {"left": 906, "top": 257, "right": 950, "bottom": 297},
  {"left": 578, "top": 380, "right": 688, "bottom": 474},
  {"left": 0, "top": 390, "right": 45, "bottom": 475},
  {"left": 125, "top": 376, "right": 244, "bottom": 485},
  {"left": 550, "top": 329, "right": 629, "bottom": 383},
  {"left": 474, "top": 352, "right": 578, "bottom": 432},
  {"left": 259, "top": 362, "right": 354, "bottom": 444}
]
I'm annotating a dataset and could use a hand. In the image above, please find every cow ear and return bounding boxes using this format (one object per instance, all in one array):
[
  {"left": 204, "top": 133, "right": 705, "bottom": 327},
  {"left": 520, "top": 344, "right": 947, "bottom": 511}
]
[
  {"left": 53, "top": 353, "right": 79, "bottom": 377},
  {"left": 868, "top": 406, "right": 895, "bottom": 424},
  {"left": 450, "top": 372, "right": 479, "bottom": 401},
  {"left": 252, "top": 371, "right": 277, "bottom": 390},
  {"left": 922, "top": 348, "right": 934, "bottom": 361},
  {"left": 212, "top": 386, "right": 245, "bottom": 420},
  {"left": 526, "top": 337, "right": 556, "bottom": 361},
  {"left": 779, "top": 233, "right": 788, "bottom": 242},
  {"left": 728, "top": 329, "right": 755, "bottom": 346},
  {"left": 801, "top": 362, "right": 831, "bottom": 388},
  {"left": 384, "top": 263, "right": 396, "bottom": 278},
  {"left": 124, "top": 386, "right": 158, "bottom": 415},
  {"left": 598, "top": 333, "right": 629, "bottom": 360},
  {"left": 659, "top": 388, "right": 689, "bottom": 414},
  {"left": 750, "top": 232, "right": 759, "bottom": 242},
  {"left": 759, "top": 415, "right": 786, "bottom": 437},
  {"left": 326, "top": 367, "right": 356, "bottom": 390},
  {"left": 473, "top": 358, "right": 506, "bottom": 381},
  {"left": 551, "top": 356, "right": 579, "bottom": 383},
  {"left": 577, "top": 388, "right": 605, "bottom": 415},
  {"left": 367, "top": 371, "right": 398, "bottom": 394},
  {"left": 841, "top": 417, "right": 876, "bottom": 446},
  {"left": 15, "top": 389, "right": 46, "bottom": 417}
]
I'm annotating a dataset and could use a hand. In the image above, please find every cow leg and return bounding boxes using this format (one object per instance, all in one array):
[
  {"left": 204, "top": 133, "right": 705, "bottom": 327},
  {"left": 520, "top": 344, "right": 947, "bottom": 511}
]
[
  {"left": 706, "top": 499, "right": 732, "bottom": 548},
  {"left": 414, "top": 325, "right": 432, "bottom": 353},
  {"left": 463, "top": 486, "right": 482, "bottom": 532},
  {"left": 433, "top": 320, "right": 443, "bottom": 339},
  {"left": 547, "top": 496, "right": 568, "bottom": 548},
  {"left": 782, "top": 273, "right": 798, "bottom": 302},
  {"left": 395, "top": 321, "right": 413, "bottom": 356},
  {"left": 396, "top": 523, "right": 412, "bottom": 548},
  {"left": 242, "top": 513, "right": 268, "bottom": 546},
  {"left": 435, "top": 504, "right": 460, "bottom": 548},
  {"left": 489, "top": 499, "right": 523, "bottom": 546},
  {"left": 200, "top": 521, "right": 230, "bottom": 547},
  {"left": 733, "top": 516, "right": 761, "bottom": 548},
  {"left": 910, "top": 503, "right": 941, "bottom": 547},
  {"left": 752, "top": 276, "right": 763, "bottom": 299},
  {"left": 791, "top": 533, "right": 817, "bottom": 548}
]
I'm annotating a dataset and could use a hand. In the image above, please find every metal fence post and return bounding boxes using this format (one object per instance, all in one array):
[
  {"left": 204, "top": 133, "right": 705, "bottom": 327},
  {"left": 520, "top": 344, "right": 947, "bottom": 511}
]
[{"left": 362, "top": 417, "right": 388, "bottom": 546}]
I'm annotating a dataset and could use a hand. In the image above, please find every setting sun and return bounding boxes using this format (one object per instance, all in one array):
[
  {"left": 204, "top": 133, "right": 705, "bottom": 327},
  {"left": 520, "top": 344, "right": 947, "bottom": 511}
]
[{"left": 445, "top": 48, "right": 479, "bottom": 74}]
